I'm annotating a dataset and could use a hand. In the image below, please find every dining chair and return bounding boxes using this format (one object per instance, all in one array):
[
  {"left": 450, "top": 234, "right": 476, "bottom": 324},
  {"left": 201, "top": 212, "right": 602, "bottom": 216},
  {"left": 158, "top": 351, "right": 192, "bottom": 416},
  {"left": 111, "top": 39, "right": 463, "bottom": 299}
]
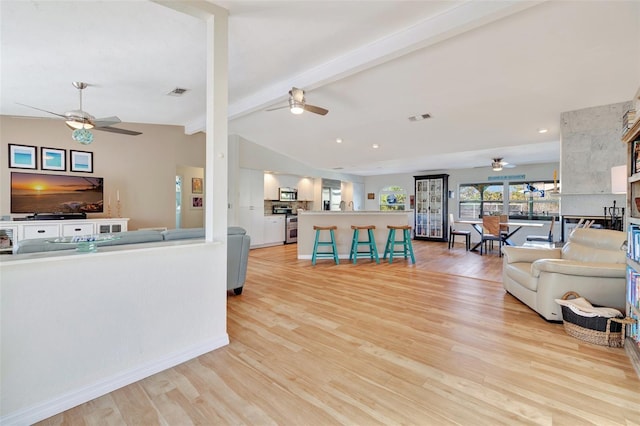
[
  {"left": 526, "top": 216, "right": 555, "bottom": 243},
  {"left": 448, "top": 213, "right": 471, "bottom": 250},
  {"left": 480, "top": 215, "right": 502, "bottom": 256},
  {"left": 499, "top": 214, "right": 509, "bottom": 241}
]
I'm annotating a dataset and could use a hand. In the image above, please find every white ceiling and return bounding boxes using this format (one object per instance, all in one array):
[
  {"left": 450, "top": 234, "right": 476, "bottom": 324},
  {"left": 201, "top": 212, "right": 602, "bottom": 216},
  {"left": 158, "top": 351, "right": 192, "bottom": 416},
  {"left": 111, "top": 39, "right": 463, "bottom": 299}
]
[{"left": 1, "top": 1, "right": 639, "bottom": 176}]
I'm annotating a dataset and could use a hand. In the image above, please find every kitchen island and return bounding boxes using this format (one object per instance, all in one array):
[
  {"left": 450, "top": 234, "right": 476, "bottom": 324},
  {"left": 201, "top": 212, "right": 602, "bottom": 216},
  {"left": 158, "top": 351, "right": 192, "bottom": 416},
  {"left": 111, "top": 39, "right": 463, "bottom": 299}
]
[{"left": 297, "top": 210, "right": 413, "bottom": 260}]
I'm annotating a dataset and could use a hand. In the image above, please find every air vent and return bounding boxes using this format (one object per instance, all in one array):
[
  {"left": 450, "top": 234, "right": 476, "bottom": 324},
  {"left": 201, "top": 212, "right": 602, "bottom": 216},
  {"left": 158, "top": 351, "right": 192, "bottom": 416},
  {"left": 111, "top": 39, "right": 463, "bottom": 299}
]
[
  {"left": 408, "top": 113, "right": 431, "bottom": 122},
  {"left": 167, "top": 87, "right": 188, "bottom": 96}
]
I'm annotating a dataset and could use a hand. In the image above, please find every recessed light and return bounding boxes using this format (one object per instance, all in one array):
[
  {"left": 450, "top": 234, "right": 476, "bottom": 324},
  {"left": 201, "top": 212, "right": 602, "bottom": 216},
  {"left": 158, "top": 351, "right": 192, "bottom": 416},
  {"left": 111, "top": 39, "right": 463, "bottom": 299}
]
[
  {"left": 336, "top": 138, "right": 343, "bottom": 143},
  {"left": 538, "top": 128, "right": 548, "bottom": 134},
  {"left": 372, "top": 144, "right": 379, "bottom": 149}
]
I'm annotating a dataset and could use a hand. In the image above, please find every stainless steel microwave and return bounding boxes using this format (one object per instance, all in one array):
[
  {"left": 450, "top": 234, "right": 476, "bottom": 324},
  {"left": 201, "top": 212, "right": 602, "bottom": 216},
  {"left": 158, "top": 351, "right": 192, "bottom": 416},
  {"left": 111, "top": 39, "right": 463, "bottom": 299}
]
[{"left": 279, "top": 187, "right": 298, "bottom": 201}]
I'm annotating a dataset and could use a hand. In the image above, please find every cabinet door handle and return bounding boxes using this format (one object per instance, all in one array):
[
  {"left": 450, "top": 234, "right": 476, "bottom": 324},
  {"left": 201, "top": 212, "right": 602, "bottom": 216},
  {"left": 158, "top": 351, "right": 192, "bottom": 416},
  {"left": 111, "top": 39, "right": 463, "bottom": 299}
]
[
  {"left": 75, "top": 228, "right": 82, "bottom": 231},
  {"left": 37, "top": 230, "right": 45, "bottom": 233}
]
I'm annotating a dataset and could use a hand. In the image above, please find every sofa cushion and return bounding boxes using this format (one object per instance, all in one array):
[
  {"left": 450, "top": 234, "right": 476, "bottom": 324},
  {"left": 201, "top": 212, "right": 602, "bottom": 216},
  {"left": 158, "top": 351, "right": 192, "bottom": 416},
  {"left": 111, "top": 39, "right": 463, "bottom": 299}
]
[
  {"left": 562, "top": 229, "right": 626, "bottom": 264},
  {"left": 228, "top": 226, "right": 247, "bottom": 236},
  {"left": 504, "top": 262, "right": 538, "bottom": 291},
  {"left": 161, "top": 228, "right": 205, "bottom": 240},
  {"left": 100, "top": 230, "right": 164, "bottom": 246}
]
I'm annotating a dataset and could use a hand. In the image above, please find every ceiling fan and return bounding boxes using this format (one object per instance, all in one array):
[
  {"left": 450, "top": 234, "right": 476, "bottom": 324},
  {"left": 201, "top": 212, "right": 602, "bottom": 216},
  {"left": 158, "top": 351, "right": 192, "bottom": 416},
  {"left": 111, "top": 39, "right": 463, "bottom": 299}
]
[
  {"left": 266, "top": 87, "right": 329, "bottom": 116},
  {"left": 18, "top": 82, "right": 142, "bottom": 142},
  {"left": 491, "top": 158, "right": 516, "bottom": 171}
]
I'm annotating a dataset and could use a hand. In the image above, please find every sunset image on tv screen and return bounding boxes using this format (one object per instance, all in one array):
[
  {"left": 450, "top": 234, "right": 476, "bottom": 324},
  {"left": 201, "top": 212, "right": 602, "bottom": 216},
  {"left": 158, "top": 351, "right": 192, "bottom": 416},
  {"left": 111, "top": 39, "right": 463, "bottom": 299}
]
[{"left": 11, "top": 172, "right": 104, "bottom": 214}]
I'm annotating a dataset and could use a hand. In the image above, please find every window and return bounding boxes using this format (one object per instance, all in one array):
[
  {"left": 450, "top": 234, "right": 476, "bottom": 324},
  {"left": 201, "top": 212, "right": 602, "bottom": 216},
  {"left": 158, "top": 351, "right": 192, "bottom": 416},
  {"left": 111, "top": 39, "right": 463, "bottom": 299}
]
[
  {"left": 508, "top": 181, "right": 559, "bottom": 219},
  {"left": 380, "top": 185, "right": 406, "bottom": 211},
  {"left": 459, "top": 183, "right": 503, "bottom": 219},
  {"left": 459, "top": 180, "right": 559, "bottom": 220}
]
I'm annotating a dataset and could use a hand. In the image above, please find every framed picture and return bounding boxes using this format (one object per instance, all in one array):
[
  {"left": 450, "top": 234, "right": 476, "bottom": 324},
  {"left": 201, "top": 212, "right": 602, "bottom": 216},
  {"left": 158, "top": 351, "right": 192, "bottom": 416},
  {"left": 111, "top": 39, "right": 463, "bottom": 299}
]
[
  {"left": 8, "top": 144, "right": 37, "bottom": 169},
  {"left": 70, "top": 150, "right": 93, "bottom": 173},
  {"left": 192, "top": 177, "right": 203, "bottom": 194},
  {"left": 41, "top": 147, "right": 66, "bottom": 171},
  {"left": 191, "top": 196, "right": 203, "bottom": 209}
]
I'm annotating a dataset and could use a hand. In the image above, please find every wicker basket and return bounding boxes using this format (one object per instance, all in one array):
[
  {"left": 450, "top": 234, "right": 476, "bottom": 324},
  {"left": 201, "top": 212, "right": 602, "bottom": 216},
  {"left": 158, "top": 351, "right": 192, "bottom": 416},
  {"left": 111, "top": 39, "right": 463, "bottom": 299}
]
[{"left": 559, "top": 291, "right": 634, "bottom": 348}]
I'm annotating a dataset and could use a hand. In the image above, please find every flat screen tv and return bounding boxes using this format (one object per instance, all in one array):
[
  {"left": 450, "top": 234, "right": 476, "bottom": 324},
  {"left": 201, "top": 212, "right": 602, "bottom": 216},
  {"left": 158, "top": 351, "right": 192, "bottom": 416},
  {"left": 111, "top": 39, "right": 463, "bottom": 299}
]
[{"left": 10, "top": 172, "right": 104, "bottom": 214}]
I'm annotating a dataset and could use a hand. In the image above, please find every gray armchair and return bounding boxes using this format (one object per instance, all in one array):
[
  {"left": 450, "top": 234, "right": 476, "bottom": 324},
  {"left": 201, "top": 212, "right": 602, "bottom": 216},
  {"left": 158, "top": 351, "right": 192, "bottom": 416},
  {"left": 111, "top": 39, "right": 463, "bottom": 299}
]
[{"left": 227, "top": 226, "right": 251, "bottom": 295}]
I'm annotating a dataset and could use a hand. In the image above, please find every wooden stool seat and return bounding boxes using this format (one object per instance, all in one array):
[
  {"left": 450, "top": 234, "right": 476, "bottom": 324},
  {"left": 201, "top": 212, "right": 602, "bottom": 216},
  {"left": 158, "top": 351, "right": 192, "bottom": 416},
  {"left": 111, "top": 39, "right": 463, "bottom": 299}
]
[
  {"left": 312, "top": 225, "right": 339, "bottom": 265},
  {"left": 349, "top": 225, "right": 379, "bottom": 264},
  {"left": 383, "top": 225, "right": 415, "bottom": 263},
  {"left": 314, "top": 226, "right": 337, "bottom": 231}
]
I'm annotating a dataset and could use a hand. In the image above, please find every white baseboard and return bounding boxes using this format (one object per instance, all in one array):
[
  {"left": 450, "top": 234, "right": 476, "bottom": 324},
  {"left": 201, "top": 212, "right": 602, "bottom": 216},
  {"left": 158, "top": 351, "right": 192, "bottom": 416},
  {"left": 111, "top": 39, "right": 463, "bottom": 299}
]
[{"left": 1, "top": 335, "right": 229, "bottom": 426}]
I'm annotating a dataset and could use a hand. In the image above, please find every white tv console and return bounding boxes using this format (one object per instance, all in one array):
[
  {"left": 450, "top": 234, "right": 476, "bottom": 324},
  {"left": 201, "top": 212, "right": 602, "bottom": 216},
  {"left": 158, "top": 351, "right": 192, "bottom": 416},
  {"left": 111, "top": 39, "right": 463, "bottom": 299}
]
[{"left": 0, "top": 218, "right": 129, "bottom": 254}]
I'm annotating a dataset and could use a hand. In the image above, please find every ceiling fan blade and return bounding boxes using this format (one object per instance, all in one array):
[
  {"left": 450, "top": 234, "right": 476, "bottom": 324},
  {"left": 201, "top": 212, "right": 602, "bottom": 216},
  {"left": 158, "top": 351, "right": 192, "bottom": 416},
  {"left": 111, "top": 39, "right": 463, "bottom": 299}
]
[
  {"left": 93, "top": 116, "right": 121, "bottom": 127},
  {"left": 265, "top": 105, "right": 289, "bottom": 112},
  {"left": 93, "top": 126, "right": 142, "bottom": 136},
  {"left": 16, "top": 103, "right": 67, "bottom": 119},
  {"left": 304, "top": 104, "right": 329, "bottom": 116},
  {"left": 290, "top": 87, "right": 305, "bottom": 103}
]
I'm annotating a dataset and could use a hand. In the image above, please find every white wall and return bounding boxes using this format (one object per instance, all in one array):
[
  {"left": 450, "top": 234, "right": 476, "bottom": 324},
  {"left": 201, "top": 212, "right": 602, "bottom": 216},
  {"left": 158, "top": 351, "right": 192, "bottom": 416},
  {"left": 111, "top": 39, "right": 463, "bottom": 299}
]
[
  {"left": 0, "top": 116, "right": 206, "bottom": 230},
  {"left": 1, "top": 242, "right": 227, "bottom": 425}
]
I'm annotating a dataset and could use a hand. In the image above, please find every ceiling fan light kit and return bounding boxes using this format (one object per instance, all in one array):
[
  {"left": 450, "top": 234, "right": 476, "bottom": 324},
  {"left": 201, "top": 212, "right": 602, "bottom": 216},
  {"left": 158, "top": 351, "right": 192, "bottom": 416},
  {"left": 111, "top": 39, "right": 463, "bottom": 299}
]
[
  {"left": 491, "top": 157, "right": 515, "bottom": 172},
  {"left": 72, "top": 128, "right": 94, "bottom": 145},
  {"left": 266, "top": 87, "right": 329, "bottom": 116},
  {"left": 17, "top": 81, "right": 142, "bottom": 142},
  {"left": 288, "top": 98, "right": 304, "bottom": 115}
]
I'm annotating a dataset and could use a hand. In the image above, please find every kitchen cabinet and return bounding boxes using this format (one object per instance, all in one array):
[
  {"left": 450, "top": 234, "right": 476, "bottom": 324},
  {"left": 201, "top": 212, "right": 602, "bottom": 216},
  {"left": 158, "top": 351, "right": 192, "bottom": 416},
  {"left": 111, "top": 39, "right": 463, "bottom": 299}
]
[
  {"left": 278, "top": 174, "right": 299, "bottom": 189},
  {"left": 263, "top": 215, "right": 285, "bottom": 246},
  {"left": 239, "top": 168, "right": 266, "bottom": 246},
  {"left": 414, "top": 174, "right": 448, "bottom": 242},
  {"left": 263, "top": 172, "right": 279, "bottom": 200},
  {"left": 263, "top": 173, "right": 303, "bottom": 200},
  {"left": 297, "top": 177, "right": 315, "bottom": 201}
]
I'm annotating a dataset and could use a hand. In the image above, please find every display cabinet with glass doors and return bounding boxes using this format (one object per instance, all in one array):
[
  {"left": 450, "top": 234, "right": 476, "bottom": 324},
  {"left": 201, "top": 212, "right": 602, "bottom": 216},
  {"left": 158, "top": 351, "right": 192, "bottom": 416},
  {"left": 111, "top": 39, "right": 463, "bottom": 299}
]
[{"left": 414, "top": 174, "right": 448, "bottom": 241}]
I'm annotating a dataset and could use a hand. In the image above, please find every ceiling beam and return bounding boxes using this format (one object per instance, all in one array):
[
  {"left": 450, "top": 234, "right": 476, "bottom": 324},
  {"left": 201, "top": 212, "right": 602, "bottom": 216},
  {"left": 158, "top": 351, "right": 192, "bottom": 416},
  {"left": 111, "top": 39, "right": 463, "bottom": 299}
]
[{"left": 226, "top": 0, "right": 544, "bottom": 122}]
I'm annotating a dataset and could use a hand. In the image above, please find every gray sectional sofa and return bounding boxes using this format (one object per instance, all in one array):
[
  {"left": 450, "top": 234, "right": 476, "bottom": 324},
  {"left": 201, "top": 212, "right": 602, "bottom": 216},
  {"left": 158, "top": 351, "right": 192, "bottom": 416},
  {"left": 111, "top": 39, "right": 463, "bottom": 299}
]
[{"left": 13, "top": 226, "right": 251, "bottom": 294}]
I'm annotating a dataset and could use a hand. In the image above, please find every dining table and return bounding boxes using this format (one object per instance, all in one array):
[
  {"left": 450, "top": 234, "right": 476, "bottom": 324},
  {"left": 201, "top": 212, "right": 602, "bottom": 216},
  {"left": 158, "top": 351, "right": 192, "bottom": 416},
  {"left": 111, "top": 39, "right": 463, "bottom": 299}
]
[{"left": 457, "top": 219, "right": 544, "bottom": 251}]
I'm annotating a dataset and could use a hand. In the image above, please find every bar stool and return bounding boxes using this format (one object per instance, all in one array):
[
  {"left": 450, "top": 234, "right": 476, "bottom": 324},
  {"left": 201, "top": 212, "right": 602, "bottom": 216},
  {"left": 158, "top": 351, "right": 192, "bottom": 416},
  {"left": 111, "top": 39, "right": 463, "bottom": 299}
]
[
  {"left": 349, "top": 225, "right": 380, "bottom": 264},
  {"left": 311, "top": 226, "right": 339, "bottom": 265},
  {"left": 383, "top": 225, "right": 415, "bottom": 263}
]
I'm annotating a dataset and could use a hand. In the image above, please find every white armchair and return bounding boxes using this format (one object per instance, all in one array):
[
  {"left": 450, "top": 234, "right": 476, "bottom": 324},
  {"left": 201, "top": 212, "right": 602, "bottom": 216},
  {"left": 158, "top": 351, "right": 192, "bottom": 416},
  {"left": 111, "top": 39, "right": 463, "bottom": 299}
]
[{"left": 502, "top": 228, "right": 626, "bottom": 321}]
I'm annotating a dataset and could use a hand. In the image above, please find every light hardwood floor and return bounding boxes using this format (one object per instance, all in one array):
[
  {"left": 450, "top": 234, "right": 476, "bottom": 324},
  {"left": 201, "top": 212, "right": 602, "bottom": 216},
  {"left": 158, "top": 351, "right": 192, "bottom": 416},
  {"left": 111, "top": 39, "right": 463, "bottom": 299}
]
[{"left": 39, "top": 240, "right": 640, "bottom": 425}]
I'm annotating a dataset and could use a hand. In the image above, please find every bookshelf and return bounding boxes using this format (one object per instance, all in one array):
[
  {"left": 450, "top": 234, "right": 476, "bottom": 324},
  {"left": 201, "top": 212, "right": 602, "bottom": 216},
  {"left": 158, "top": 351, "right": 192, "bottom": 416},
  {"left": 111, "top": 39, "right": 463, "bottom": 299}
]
[{"left": 623, "top": 106, "right": 640, "bottom": 377}]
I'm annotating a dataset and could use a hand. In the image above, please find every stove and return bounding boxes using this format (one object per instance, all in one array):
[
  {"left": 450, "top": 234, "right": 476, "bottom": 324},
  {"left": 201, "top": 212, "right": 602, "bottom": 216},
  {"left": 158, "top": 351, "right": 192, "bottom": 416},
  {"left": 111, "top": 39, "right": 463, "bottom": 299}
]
[{"left": 285, "top": 215, "right": 297, "bottom": 244}]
